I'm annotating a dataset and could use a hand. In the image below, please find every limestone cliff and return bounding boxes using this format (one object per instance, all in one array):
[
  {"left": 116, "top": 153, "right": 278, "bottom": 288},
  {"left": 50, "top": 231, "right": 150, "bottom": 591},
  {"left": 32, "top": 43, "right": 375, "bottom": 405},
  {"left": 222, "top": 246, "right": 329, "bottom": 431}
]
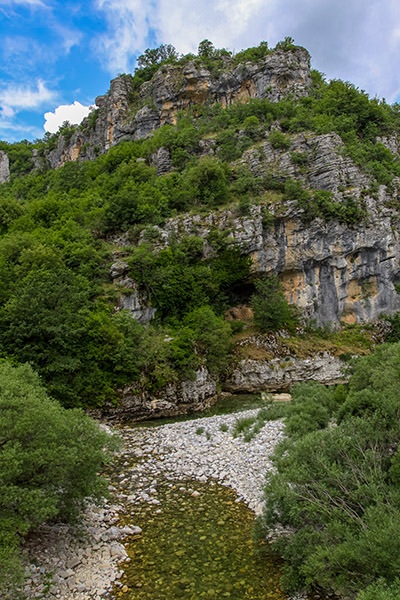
[
  {"left": 0, "top": 151, "right": 10, "bottom": 183},
  {"left": 46, "top": 47, "right": 311, "bottom": 169},
  {"left": 111, "top": 128, "right": 400, "bottom": 328}
]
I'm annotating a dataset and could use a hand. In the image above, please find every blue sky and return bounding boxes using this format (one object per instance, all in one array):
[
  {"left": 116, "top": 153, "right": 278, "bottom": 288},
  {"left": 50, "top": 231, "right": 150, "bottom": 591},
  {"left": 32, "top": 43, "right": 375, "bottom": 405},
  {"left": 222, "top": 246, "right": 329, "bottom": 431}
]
[{"left": 1, "top": 0, "right": 400, "bottom": 143}]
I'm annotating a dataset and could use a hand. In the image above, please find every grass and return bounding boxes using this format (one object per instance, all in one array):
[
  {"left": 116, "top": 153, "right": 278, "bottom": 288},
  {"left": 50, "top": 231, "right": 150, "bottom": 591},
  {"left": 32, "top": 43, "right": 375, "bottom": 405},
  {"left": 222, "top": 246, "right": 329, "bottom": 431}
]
[
  {"left": 232, "top": 323, "right": 375, "bottom": 363},
  {"left": 284, "top": 324, "right": 374, "bottom": 358},
  {"left": 232, "top": 402, "right": 288, "bottom": 442}
]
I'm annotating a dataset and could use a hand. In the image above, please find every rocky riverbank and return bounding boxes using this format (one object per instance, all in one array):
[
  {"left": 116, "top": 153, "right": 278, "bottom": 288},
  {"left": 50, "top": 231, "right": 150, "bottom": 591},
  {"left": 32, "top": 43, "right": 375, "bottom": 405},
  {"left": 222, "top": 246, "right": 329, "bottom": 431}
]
[{"left": 20, "top": 409, "right": 286, "bottom": 600}]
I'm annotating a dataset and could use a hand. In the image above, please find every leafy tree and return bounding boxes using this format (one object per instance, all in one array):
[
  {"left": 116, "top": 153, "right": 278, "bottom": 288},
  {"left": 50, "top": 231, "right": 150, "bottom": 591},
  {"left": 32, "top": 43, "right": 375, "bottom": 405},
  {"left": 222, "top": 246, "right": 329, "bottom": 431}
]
[
  {"left": 198, "top": 39, "right": 215, "bottom": 58},
  {"left": 184, "top": 157, "right": 228, "bottom": 207},
  {"left": 251, "top": 275, "right": 298, "bottom": 332},
  {"left": 137, "top": 44, "right": 178, "bottom": 68},
  {"left": 182, "top": 306, "right": 232, "bottom": 375},
  {"left": 257, "top": 343, "right": 400, "bottom": 598},
  {"left": 0, "top": 361, "right": 118, "bottom": 593}
]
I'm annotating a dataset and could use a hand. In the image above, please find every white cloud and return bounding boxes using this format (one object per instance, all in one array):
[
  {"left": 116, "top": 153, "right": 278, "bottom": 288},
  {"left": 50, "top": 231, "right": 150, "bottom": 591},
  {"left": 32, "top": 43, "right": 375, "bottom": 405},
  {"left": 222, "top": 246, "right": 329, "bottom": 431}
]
[
  {"left": 94, "top": 0, "right": 400, "bottom": 102},
  {"left": 93, "top": 0, "right": 153, "bottom": 73},
  {"left": 0, "top": 80, "right": 57, "bottom": 120},
  {"left": 0, "top": 117, "right": 42, "bottom": 142},
  {"left": 0, "top": 0, "right": 47, "bottom": 6},
  {"left": 43, "top": 101, "right": 94, "bottom": 133}
]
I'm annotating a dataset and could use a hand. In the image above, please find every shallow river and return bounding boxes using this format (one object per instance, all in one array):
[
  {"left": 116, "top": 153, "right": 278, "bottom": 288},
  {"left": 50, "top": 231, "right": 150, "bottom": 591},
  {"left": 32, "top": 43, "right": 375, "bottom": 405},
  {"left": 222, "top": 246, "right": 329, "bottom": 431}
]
[
  {"left": 107, "top": 396, "right": 319, "bottom": 600},
  {"left": 114, "top": 478, "right": 286, "bottom": 600}
]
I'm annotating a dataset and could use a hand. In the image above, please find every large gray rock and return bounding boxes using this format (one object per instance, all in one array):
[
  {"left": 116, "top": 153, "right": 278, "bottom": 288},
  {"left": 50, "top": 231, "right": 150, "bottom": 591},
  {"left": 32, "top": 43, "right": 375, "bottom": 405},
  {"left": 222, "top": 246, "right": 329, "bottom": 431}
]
[
  {"left": 98, "top": 367, "right": 217, "bottom": 421},
  {"left": 225, "top": 352, "right": 348, "bottom": 392},
  {"left": 129, "top": 130, "right": 400, "bottom": 328},
  {"left": 0, "top": 151, "right": 10, "bottom": 183}
]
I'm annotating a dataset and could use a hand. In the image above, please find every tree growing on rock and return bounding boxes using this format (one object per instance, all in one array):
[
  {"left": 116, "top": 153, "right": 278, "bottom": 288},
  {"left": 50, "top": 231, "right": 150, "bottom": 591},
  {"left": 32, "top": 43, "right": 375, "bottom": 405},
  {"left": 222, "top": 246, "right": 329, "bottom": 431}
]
[{"left": 251, "top": 275, "right": 298, "bottom": 332}]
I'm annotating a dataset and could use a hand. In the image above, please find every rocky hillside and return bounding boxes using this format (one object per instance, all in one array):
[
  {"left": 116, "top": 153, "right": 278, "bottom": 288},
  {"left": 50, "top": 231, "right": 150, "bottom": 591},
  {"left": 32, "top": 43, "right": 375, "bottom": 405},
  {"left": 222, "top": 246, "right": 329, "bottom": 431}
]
[
  {"left": 1, "top": 39, "right": 400, "bottom": 417},
  {"left": 46, "top": 45, "right": 311, "bottom": 169}
]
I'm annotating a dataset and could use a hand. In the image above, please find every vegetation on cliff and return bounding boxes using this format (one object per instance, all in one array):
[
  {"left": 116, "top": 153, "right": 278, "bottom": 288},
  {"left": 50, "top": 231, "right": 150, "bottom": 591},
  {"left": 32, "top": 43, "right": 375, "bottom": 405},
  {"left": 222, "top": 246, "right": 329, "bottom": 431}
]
[
  {"left": 1, "top": 39, "right": 400, "bottom": 597},
  {"left": 0, "top": 40, "right": 400, "bottom": 408}
]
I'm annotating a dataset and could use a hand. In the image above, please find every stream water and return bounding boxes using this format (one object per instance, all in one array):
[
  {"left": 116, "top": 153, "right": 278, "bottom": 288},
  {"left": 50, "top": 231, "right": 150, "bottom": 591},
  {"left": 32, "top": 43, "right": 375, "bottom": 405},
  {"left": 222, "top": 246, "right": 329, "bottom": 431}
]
[
  {"left": 108, "top": 395, "right": 315, "bottom": 600},
  {"left": 114, "top": 479, "right": 287, "bottom": 600}
]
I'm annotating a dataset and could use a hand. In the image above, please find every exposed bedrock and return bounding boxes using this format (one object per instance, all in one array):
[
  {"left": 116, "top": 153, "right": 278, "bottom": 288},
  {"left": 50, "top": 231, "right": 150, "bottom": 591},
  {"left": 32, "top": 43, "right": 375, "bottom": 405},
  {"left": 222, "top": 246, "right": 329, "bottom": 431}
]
[{"left": 46, "top": 47, "right": 311, "bottom": 169}]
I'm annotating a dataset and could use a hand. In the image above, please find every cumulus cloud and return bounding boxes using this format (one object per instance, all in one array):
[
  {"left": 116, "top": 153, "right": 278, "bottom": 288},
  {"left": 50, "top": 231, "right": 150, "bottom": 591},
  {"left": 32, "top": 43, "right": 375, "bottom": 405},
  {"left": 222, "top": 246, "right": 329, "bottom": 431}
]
[
  {"left": 94, "top": 0, "right": 400, "bottom": 102},
  {"left": 0, "top": 80, "right": 56, "bottom": 119},
  {"left": 43, "top": 101, "right": 94, "bottom": 133}
]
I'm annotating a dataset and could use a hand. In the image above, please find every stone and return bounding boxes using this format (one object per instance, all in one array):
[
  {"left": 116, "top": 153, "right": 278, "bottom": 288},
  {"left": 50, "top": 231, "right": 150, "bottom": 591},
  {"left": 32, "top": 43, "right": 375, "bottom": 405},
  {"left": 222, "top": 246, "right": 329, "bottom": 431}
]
[
  {"left": 101, "top": 526, "right": 122, "bottom": 542},
  {"left": 0, "top": 151, "right": 10, "bottom": 183},
  {"left": 96, "top": 366, "right": 218, "bottom": 421},
  {"left": 152, "top": 146, "right": 171, "bottom": 175}
]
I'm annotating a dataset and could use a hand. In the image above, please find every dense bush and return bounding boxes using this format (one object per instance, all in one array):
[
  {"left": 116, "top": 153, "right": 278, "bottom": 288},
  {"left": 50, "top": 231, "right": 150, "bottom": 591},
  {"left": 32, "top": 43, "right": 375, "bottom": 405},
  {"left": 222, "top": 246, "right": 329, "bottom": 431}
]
[
  {"left": 257, "top": 343, "right": 400, "bottom": 598},
  {"left": 251, "top": 275, "right": 298, "bottom": 332},
  {"left": 129, "top": 234, "right": 251, "bottom": 321},
  {"left": 0, "top": 361, "right": 118, "bottom": 593}
]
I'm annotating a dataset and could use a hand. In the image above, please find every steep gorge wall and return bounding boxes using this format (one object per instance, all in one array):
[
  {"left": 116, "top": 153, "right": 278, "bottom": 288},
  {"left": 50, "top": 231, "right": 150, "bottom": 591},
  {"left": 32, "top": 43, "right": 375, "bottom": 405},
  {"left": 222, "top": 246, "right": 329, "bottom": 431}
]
[
  {"left": 112, "top": 129, "right": 400, "bottom": 328},
  {"left": 46, "top": 47, "right": 311, "bottom": 169}
]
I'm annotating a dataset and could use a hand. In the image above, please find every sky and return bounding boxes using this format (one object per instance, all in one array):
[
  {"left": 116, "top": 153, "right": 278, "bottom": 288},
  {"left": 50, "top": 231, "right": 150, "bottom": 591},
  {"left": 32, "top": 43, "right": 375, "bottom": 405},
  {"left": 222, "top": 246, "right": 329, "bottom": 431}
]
[{"left": 1, "top": 0, "right": 400, "bottom": 143}]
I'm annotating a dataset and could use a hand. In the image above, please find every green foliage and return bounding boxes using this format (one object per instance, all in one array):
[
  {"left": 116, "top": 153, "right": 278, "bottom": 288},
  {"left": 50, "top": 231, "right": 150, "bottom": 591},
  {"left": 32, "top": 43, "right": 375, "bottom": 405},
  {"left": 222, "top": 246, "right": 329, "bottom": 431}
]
[
  {"left": 357, "top": 580, "right": 400, "bottom": 600},
  {"left": 184, "top": 157, "right": 228, "bottom": 207},
  {"left": 251, "top": 275, "right": 299, "bottom": 332},
  {"left": 182, "top": 306, "right": 232, "bottom": 375},
  {"left": 137, "top": 44, "right": 179, "bottom": 68},
  {"left": 1, "top": 38, "right": 400, "bottom": 414},
  {"left": 198, "top": 39, "right": 215, "bottom": 58},
  {"left": 0, "top": 140, "right": 34, "bottom": 177},
  {"left": 384, "top": 312, "right": 400, "bottom": 341},
  {"left": 233, "top": 41, "right": 271, "bottom": 65},
  {"left": 258, "top": 343, "right": 400, "bottom": 598},
  {"left": 275, "top": 36, "right": 296, "bottom": 51},
  {"left": 268, "top": 130, "right": 291, "bottom": 150},
  {"left": 0, "top": 361, "right": 118, "bottom": 593},
  {"left": 129, "top": 234, "right": 251, "bottom": 321},
  {"left": 290, "top": 151, "right": 308, "bottom": 166},
  {"left": 86, "top": 108, "right": 99, "bottom": 130},
  {"left": 58, "top": 120, "right": 77, "bottom": 145},
  {"left": 242, "top": 115, "right": 261, "bottom": 138},
  {"left": 233, "top": 402, "right": 288, "bottom": 441}
]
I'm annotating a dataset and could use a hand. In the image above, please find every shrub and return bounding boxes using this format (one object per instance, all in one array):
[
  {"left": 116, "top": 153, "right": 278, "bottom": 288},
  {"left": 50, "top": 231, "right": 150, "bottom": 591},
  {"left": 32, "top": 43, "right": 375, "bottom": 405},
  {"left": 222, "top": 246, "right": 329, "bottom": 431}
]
[
  {"left": 268, "top": 130, "right": 291, "bottom": 150},
  {"left": 0, "top": 361, "right": 118, "bottom": 593},
  {"left": 184, "top": 157, "right": 228, "bottom": 207},
  {"left": 251, "top": 275, "right": 299, "bottom": 332},
  {"left": 258, "top": 343, "right": 400, "bottom": 598}
]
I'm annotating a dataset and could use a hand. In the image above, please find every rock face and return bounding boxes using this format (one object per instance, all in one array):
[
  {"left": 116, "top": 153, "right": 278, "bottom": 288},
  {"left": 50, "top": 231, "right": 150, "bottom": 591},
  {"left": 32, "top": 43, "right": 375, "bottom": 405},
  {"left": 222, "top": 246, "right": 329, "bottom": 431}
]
[
  {"left": 46, "top": 47, "right": 312, "bottom": 169},
  {"left": 0, "top": 150, "right": 10, "bottom": 183},
  {"left": 225, "top": 352, "right": 348, "bottom": 392},
  {"left": 118, "top": 129, "right": 400, "bottom": 328},
  {"left": 98, "top": 367, "right": 218, "bottom": 421},
  {"left": 110, "top": 260, "right": 156, "bottom": 323}
]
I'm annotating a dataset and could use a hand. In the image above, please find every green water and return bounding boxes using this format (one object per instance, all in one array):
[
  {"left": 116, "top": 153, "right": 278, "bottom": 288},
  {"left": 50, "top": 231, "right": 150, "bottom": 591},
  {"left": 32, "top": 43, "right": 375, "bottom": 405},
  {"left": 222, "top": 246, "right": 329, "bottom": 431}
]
[
  {"left": 114, "top": 479, "right": 288, "bottom": 600},
  {"left": 135, "top": 393, "right": 269, "bottom": 428}
]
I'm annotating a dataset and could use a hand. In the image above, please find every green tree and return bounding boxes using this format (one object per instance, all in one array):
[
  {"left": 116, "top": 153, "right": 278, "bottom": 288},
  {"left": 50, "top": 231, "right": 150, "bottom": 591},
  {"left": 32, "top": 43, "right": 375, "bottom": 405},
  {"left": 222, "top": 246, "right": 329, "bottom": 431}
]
[
  {"left": 257, "top": 343, "right": 400, "bottom": 598},
  {"left": 183, "top": 306, "right": 232, "bottom": 375},
  {"left": 0, "top": 361, "right": 118, "bottom": 593},
  {"left": 251, "top": 275, "right": 298, "bottom": 332},
  {"left": 198, "top": 39, "right": 215, "bottom": 58},
  {"left": 184, "top": 157, "right": 228, "bottom": 207},
  {"left": 137, "top": 44, "right": 178, "bottom": 68}
]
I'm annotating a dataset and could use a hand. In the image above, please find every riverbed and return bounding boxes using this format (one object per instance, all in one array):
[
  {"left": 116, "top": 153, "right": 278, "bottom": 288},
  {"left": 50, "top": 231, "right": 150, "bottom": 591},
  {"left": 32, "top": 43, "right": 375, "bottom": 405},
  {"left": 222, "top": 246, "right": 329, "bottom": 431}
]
[{"left": 21, "top": 406, "right": 314, "bottom": 600}]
